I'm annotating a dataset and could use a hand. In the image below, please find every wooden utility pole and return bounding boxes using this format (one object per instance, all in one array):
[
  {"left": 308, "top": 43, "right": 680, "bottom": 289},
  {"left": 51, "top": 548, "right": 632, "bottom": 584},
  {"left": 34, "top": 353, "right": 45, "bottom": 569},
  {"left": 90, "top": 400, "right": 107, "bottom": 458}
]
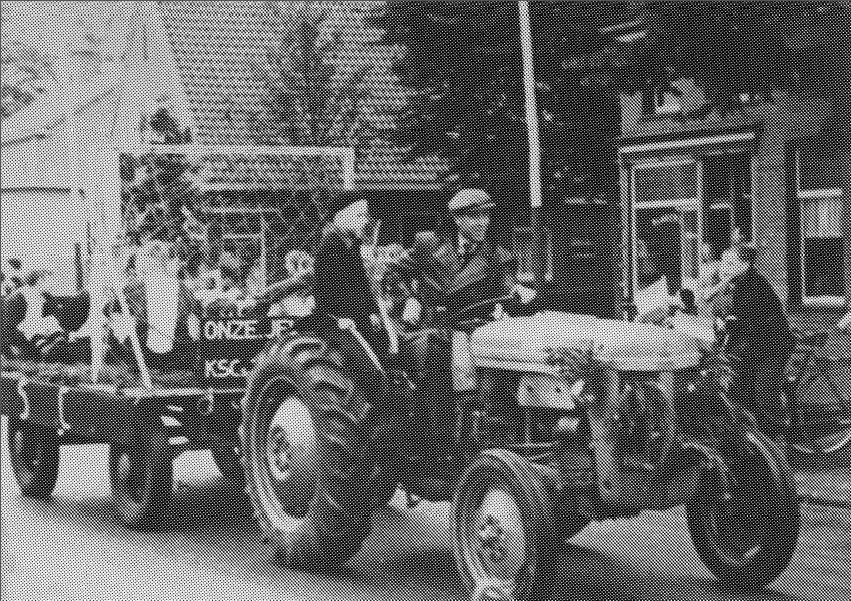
[{"left": 518, "top": 1, "right": 544, "bottom": 290}]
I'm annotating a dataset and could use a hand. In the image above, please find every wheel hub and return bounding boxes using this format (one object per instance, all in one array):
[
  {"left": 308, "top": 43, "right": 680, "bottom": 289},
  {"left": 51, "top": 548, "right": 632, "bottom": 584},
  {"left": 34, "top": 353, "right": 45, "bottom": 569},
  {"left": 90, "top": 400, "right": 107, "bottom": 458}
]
[
  {"left": 478, "top": 514, "right": 507, "bottom": 563},
  {"left": 268, "top": 427, "right": 294, "bottom": 482},
  {"left": 264, "top": 396, "right": 319, "bottom": 521},
  {"left": 469, "top": 488, "right": 527, "bottom": 583}
]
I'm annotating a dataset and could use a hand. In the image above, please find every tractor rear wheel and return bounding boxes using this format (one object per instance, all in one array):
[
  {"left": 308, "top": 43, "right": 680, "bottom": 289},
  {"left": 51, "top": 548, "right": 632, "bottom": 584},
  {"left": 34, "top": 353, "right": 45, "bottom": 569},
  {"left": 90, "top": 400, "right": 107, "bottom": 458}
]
[{"left": 240, "top": 335, "right": 390, "bottom": 569}]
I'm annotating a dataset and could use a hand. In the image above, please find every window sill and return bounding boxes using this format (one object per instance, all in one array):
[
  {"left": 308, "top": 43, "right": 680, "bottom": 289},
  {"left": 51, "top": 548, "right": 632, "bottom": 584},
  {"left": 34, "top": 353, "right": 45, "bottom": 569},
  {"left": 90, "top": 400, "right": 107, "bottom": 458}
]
[{"left": 801, "top": 296, "right": 848, "bottom": 309}]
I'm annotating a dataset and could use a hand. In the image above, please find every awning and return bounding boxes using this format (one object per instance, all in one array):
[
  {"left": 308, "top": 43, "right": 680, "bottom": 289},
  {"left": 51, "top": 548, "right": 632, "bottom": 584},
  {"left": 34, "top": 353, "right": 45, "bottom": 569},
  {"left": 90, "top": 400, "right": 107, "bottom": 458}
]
[{"left": 618, "top": 126, "right": 760, "bottom": 159}]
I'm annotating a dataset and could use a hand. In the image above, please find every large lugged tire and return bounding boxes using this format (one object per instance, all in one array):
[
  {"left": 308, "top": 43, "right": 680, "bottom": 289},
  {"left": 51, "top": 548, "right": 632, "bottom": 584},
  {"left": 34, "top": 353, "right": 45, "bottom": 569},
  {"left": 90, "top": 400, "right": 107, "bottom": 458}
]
[
  {"left": 240, "top": 335, "right": 388, "bottom": 569},
  {"left": 108, "top": 426, "right": 174, "bottom": 530},
  {"left": 452, "top": 449, "right": 559, "bottom": 601},
  {"left": 686, "top": 428, "right": 800, "bottom": 589},
  {"left": 7, "top": 419, "right": 60, "bottom": 498}
]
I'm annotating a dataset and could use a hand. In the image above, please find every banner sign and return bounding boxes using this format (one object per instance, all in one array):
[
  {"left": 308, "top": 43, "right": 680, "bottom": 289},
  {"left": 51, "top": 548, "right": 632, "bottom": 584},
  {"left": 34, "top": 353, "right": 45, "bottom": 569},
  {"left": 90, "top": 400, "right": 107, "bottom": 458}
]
[{"left": 199, "top": 317, "right": 293, "bottom": 388}]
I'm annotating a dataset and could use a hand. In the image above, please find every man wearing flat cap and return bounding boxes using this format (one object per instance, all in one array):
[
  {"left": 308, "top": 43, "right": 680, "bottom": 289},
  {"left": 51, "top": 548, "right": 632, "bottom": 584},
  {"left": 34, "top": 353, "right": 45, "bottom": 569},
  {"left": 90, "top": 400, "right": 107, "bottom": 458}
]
[
  {"left": 392, "top": 189, "right": 535, "bottom": 456},
  {"left": 433, "top": 188, "right": 535, "bottom": 311}
]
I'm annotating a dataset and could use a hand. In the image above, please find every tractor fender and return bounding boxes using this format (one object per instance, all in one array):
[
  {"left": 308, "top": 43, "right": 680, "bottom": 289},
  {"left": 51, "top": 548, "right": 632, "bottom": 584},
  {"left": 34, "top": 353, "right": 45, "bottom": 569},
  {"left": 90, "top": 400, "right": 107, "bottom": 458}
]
[{"left": 251, "top": 313, "right": 387, "bottom": 402}]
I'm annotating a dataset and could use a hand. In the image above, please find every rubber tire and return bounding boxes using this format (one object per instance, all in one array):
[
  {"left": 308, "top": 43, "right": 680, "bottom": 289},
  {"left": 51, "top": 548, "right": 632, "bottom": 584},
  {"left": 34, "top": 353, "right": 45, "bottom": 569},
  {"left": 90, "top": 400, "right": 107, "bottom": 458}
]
[
  {"left": 108, "top": 427, "right": 174, "bottom": 530},
  {"left": 452, "top": 449, "right": 558, "bottom": 601},
  {"left": 686, "top": 428, "right": 800, "bottom": 589},
  {"left": 791, "top": 425, "right": 851, "bottom": 468},
  {"left": 211, "top": 444, "right": 245, "bottom": 484},
  {"left": 240, "top": 335, "right": 389, "bottom": 570},
  {"left": 7, "top": 419, "right": 60, "bottom": 498}
]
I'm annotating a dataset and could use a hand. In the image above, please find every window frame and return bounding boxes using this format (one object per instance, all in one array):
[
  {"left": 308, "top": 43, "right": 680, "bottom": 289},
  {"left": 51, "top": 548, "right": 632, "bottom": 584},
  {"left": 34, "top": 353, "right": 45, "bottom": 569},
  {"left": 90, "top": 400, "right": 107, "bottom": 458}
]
[
  {"left": 630, "top": 158, "right": 703, "bottom": 296},
  {"left": 513, "top": 226, "right": 553, "bottom": 284},
  {"left": 794, "top": 148, "right": 845, "bottom": 307}
]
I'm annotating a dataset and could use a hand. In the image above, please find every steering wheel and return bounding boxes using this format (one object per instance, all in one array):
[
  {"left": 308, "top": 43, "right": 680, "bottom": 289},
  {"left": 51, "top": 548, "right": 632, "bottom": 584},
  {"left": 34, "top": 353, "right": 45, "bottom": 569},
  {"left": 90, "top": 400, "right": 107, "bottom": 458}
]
[{"left": 436, "top": 294, "right": 517, "bottom": 329}]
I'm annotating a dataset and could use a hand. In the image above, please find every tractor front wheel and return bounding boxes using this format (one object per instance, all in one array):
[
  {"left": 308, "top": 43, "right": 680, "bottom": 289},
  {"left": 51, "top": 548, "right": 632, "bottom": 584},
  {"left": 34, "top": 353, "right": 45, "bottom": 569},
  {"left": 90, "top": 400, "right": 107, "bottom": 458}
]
[
  {"left": 687, "top": 428, "right": 800, "bottom": 589},
  {"left": 453, "top": 449, "right": 559, "bottom": 601}
]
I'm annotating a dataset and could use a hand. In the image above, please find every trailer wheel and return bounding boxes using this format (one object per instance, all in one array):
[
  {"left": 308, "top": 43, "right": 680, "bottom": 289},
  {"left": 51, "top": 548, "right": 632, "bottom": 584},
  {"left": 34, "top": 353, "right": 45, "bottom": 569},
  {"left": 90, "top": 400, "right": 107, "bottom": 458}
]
[
  {"left": 7, "top": 419, "right": 60, "bottom": 498},
  {"left": 240, "top": 335, "right": 388, "bottom": 570},
  {"left": 108, "top": 426, "right": 173, "bottom": 530},
  {"left": 211, "top": 444, "right": 244, "bottom": 483},
  {"left": 453, "top": 449, "right": 558, "bottom": 601}
]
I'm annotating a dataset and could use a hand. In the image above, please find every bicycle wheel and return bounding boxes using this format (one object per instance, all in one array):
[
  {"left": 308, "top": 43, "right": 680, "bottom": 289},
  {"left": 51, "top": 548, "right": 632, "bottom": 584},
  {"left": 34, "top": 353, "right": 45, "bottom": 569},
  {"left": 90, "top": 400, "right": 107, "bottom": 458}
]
[{"left": 792, "top": 420, "right": 851, "bottom": 459}]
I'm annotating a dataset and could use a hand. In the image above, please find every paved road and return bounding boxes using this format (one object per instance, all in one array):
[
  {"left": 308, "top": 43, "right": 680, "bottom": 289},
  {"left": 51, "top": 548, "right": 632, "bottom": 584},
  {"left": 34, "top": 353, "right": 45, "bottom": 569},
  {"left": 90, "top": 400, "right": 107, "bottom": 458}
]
[{"left": 1, "top": 420, "right": 849, "bottom": 601}]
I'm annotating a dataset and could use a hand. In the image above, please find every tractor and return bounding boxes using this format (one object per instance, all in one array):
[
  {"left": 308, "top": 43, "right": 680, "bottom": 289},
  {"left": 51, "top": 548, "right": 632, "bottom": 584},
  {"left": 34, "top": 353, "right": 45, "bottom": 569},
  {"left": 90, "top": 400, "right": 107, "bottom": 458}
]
[{"left": 239, "top": 293, "right": 800, "bottom": 601}]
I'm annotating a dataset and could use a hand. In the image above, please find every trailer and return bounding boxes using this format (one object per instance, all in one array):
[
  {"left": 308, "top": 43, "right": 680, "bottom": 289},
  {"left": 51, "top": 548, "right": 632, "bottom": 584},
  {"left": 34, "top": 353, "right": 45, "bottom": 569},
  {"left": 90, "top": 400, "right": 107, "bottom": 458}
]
[{"left": 1, "top": 312, "right": 293, "bottom": 529}]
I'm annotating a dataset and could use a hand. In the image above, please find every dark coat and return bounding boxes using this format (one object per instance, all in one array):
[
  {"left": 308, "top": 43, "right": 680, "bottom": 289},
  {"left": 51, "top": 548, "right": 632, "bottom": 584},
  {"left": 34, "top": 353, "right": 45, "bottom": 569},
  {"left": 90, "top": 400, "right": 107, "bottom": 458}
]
[
  {"left": 313, "top": 223, "right": 382, "bottom": 338},
  {"left": 726, "top": 268, "right": 792, "bottom": 363},
  {"left": 431, "top": 235, "right": 517, "bottom": 313},
  {"left": 1, "top": 289, "right": 29, "bottom": 358}
]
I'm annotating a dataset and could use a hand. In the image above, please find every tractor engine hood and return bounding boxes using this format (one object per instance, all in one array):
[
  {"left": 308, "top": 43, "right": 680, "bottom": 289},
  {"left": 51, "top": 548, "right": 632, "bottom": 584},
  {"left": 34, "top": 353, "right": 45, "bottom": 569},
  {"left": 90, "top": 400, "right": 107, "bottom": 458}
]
[{"left": 470, "top": 312, "right": 704, "bottom": 373}]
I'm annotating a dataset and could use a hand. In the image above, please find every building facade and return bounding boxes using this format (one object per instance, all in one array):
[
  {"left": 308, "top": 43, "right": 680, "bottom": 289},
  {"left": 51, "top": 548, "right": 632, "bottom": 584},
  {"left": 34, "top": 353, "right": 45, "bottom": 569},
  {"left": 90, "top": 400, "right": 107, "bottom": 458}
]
[{"left": 617, "top": 79, "right": 850, "bottom": 327}]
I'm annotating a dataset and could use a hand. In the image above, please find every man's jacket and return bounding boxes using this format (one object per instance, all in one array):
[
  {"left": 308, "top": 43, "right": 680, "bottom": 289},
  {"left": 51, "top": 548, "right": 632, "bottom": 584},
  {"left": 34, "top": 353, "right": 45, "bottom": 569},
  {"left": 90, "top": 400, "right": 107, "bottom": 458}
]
[
  {"left": 430, "top": 235, "right": 517, "bottom": 313},
  {"left": 726, "top": 268, "right": 792, "bottom": 363},
  {"left": 313, "top": 223, "right": 382, "bottom": 339}
]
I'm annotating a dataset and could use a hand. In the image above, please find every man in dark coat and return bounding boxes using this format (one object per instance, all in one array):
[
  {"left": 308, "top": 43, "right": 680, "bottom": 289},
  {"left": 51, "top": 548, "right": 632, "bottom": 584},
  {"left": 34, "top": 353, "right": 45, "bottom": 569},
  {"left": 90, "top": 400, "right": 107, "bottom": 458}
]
[
  {"left": 397, "top": 189, "right": 535, "bottom": 458},
  {"left": 722, "top": 245, "right": 793, "bottom": 442},
  {"left": 313, "top": 198, "right": 386, "bottom": 353}
]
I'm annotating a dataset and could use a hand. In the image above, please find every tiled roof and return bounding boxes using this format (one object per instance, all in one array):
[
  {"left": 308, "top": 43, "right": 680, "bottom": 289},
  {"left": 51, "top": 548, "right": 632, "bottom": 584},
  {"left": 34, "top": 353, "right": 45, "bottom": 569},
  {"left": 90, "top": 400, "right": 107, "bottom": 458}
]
[
  {"left": 357, "top": 144, "right": 448, "bottom": 191},
  {"left": 157, "top": 0, "right": 281, "bottom": 145},
  {"left": 157, "top": 0, "right": 445, "bottom": 190}
]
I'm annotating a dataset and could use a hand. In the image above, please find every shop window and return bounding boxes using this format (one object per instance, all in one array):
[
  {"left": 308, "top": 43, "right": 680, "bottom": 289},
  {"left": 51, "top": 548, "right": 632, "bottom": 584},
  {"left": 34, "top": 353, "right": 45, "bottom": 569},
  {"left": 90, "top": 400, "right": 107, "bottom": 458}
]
[
  {"left": 796, "top": 145, "right": 845, "bottom": 304},
  {"left": 702, "top": 154, "right": 752, "bottom": 260},
  {"left": 513, "top": 227, "right": 553, "bottom": 284},
  {"left": 634, "top": 206, "right": 698, "bottom": 294},
  {"left": 632, "top": 160, "right": 700, "bottom": 298}
]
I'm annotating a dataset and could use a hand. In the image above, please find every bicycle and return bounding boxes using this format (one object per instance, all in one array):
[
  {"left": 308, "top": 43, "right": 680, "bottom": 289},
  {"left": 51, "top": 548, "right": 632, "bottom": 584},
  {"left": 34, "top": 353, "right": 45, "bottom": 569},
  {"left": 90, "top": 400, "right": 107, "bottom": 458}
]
[
  {"left": 711, "top": 316, "right": 851, "bottom": 462},
  {"left": 784, "top": 328, "right": 851, "bottom": 461}
]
